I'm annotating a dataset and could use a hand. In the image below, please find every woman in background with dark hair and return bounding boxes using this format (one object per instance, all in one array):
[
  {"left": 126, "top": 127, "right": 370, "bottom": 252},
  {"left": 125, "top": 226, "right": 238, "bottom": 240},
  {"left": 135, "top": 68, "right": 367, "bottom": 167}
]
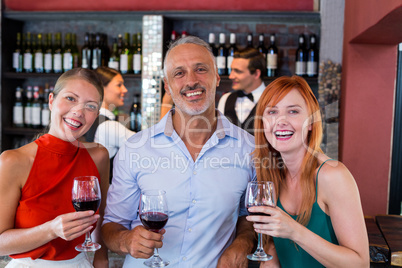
[
  {"left": 85, "top": 67, "right": 135, "bottom": 181},
  {"left": 248, "top": 75, "right": 369, "bottom": 268},
  {"left": 0, "top": 68, "right": 109, "bottom": 267}
]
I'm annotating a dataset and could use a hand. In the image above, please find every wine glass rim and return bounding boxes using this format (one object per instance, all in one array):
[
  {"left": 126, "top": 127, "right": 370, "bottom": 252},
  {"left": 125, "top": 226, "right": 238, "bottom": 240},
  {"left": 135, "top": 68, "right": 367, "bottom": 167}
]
[
  {"left": 141, "top": 189, "right": 166, "bottom": 196},
  {"left": 74, "top": 176, "right": 99, "bottom": 181},
  {"left": 248, "top": 181, "right": 274, "bottom": 185}
]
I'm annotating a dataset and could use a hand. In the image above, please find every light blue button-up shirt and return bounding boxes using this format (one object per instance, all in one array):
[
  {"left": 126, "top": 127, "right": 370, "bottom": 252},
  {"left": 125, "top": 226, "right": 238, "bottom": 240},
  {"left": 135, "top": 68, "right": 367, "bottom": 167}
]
[{"left": 103, "top": 110, "right": 256, "bottom": 268}]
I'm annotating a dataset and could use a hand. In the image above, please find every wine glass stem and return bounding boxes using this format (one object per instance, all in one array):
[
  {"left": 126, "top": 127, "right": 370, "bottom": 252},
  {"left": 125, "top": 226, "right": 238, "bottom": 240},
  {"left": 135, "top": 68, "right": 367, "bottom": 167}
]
[
  {"left": 256, "top": 233, "right": 264, "bottom": 252},
  {"left": 154, "top": 248, "right": 160, "bottom": 257},
  {"left": 84, "top": 231, "right": 91, "bottom": 246}
]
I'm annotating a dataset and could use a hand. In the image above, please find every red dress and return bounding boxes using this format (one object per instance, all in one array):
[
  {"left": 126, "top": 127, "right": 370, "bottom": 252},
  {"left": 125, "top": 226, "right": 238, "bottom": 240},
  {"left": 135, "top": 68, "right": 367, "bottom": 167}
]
[{"left": 10, "top": 134, "right": 100, "bottom": 260}]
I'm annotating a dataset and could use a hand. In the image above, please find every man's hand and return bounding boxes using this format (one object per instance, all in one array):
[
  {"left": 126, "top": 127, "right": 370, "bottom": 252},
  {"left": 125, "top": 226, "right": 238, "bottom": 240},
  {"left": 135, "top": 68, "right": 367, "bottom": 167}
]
[{"left": 217, "top": 240, "right": 249, "bottom": 268}]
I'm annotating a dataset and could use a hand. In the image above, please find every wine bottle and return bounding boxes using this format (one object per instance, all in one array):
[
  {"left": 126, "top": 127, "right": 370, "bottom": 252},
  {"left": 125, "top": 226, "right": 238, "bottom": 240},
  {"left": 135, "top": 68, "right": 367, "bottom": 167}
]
[
  {"left": 171, "top": 30, "right": 178, "bottom": 42},
  {"left": 208, "top": 33, "right": 217, "bottom": 57},
  {"left": 216, "top": 33, "right": 227, "bottom": 75},
  {"left": 13, "top": 32, "right": 23, "bottom": 73},
  {"left": 120, "top": 32, "right": 131, "bottom": 74},
  {"left": 295, "top": 34, "right": 306, "bottom": 76},
  {"left": 246, "top": 33, "right": 254, "bottom": 48},
  {"left": 72, "top": 33, "right": 79, "bottom": 68},
  {"left": 181, "top": 31, "right": 188, "bottom": 38},
  {"left": 257, "top": 33, "right": 267, "bottom": 56},
  {"left": 34, "top": 33, "right": 44, "bottom": 73},
  {"left": 307, "top": 34, "right": 319, "bottom": 77},
  {"left": 227, "top": 33, "right": 237, "bottom": 75},
  {"left": 44, "top": 33, "right": 53, "bottom": 73},
  {"left": 267, "top": 34, "right": 278, "bottom": 77},
  {"left": 31, "top": 86, "right": 42, "bottom": 129},
  {"left": 53, "top": 32, "right": 63, "bottom": 73},
  {"left": 130, "top": 94, "right": 142, "bottom": 132},
  {"left": 81, "top": 33, "right": 92, "bottom": 69},
  {"left": 13, "top": 87, "right": 24, "bottom": 127},
  {"left": 24, "top": 86, "right": 33, "bottom": 128},
  {"left": 92, "top": 33, "right": 102, "bottom": 70},
  {"left": 41, "top": 84, "right": 50, "bottom": 128},
  {"left": 23, "top": 32, "right": 33, "bottom": 73},
  {"left": 101, "top": 33, "right": 110, "bottom": 67},
  {"left": 108, "top": 38, "right": 120, "bottom": 70},
  {"left": 133, "top": 32, "right": 142, "bottom": 75},
  {"left": 63, "top": 33, "right": 73, "bottom": 72}
]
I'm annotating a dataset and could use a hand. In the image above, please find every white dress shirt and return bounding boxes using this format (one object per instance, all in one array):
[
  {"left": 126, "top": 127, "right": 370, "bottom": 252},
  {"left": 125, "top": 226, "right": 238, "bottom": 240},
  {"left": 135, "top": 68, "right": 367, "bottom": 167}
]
[
  {"left": 94, "top": 108, "right": 135, "bottom": 159},
  {"left": 217, "top": 82, "right": 266, "bottom": 123}
]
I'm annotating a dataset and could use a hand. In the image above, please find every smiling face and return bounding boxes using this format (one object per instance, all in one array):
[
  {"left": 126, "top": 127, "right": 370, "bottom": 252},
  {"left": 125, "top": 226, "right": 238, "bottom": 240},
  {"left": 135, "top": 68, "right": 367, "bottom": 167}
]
[
  {"left": 164, "top": 43, "right": 220, "bottom": 117},
  {"left": 263, "top": 88, "right": 311, "bottom": 156},
  {"left": 48, "top": 78, "right": 101, "bottom": 142},
  {"left": 103, "top": 74, "right": 127, "bottom": 109},
  {"left": 229, "top": 58, "right": 261, "bottom": 93}
]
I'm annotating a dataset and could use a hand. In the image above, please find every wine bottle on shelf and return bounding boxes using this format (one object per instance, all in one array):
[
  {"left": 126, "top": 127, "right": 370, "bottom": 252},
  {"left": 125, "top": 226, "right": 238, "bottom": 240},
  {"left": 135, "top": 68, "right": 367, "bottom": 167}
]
[
  {"left": 31, "top": 86, "right": 42, "bottom": 129},
  {"left": 13, "top": 86, "right": 24, "bottom": 128},
  {"left": 295, "top": 34, "right": 307, "bottom": 76},
  {"left": 181, "top": 31, "right": 188, "bottom": 38},
  {"left": 208, "top": 33, "right": 217, "bottom": 57},
  {"left": 130, "top": 94, "right": 142, "bottom": 132},
  {"left": 44, "top": 33, "right": 53, "bottom": 73},
  {"left": 91, "top": 33, "right": 102, "bottom": 70},
  {"left": 267, "top": 33, "right": 278, "bottom": 77},
  {"left": 101, "top": 33, "right": 110, "bottom": 67},
  {"left": 23, "top": 32, "right": 33, "bottom": 73},
  {"left": 72, "top": 33, "right": 79, "bottom": 68},
  {"left": 227, "top": 33, "right": 237, "bottom": 74},
  {"left": 81, "top": 32, "right": 92, "bottom": 69},
  {"left": 63, "top": 33, "right": 73, "bottom": 72},
  {"left": 246, "top": 33, "right": 254, "bottom": 49},
  {"left": 216, "top": 33, "right": 227, "bottom": 75},
  {"left": 53, "top": 32, "right": 63, "bottom": 73},
  {"left": 13, "top": 32, "right": 23, "bottom": 73},
  {"left": 133, "top": 32, "right": 142, "bottom": 75},
  {"left": 34, "top": 33, "right": 44, "bottom": 73},
  {"left": 108, "top": 38, "right": 120, "bottom": 70},
  {"left": 41, "top": 84, "right": 50, "bottom": 128},
  {"left": 24, "top": 86, "right": 33, "bottom": 128},
  {"left": 120, "top": 32, "right": 132, "bottom": 74},
  {"left": 257, "top": 33, "right": 267, "bottom": 56},
  {"left": 171, "top": 30, "right": 178, "bottom": 42},
  {"left": 307, "top": 34, "right": 319, "bottom": 77}
]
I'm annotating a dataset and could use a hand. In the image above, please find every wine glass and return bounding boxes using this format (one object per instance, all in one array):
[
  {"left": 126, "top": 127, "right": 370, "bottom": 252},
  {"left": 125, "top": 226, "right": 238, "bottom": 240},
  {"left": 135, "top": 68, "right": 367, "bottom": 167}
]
[
  {"left": 245, "top": 181, "right": 276, "bottom": 261},
  {"left": 71, "top": 176, "right": 101, "bottom": 252},
  {"left": 139, "top": 190, "right": 169, "bottom": 267}
]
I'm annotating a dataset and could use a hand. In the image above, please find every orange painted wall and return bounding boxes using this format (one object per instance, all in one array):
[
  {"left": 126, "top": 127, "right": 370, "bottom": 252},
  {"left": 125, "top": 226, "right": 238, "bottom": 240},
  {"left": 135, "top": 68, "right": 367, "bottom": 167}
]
[{"left": 341, "top": 1, "right": 402, "bottom": 216}]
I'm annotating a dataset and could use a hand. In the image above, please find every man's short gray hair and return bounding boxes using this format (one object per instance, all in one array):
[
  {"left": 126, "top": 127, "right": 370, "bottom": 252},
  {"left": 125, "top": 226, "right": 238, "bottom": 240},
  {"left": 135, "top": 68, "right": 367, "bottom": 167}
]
[{"left": 163, "top": 35, "right": 217, "bottom": 79}]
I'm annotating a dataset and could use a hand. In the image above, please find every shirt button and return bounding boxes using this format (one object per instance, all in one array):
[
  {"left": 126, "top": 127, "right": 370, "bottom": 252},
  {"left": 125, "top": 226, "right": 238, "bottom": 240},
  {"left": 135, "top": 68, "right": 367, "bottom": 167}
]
[
  {"left": 188, "top": 228, "right": 192, "bottom": 232},
  {"left": 192, "top": 199, "right": 196, "bottom": 204},
  {"left": 193, "top": 171, "right": 197, "bottom": 175},
  {"left": 182, "top": 257, "right": 187, "bottom": 261}
]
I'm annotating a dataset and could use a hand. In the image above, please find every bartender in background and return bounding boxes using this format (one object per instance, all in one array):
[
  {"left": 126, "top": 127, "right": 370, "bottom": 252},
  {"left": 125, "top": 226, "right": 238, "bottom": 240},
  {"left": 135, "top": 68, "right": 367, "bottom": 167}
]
[{"left": 217, "top": 48, "right": 266, "bottom": 135}]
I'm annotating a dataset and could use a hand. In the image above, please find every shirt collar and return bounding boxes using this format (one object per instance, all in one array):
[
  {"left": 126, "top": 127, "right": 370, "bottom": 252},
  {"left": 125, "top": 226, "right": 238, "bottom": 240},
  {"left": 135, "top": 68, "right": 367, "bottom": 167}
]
[
  {"left": 99, "top": 107, "right": 116, "bottom": 120},
  {"left": 154, "top": 109, "right": 240, "bottom": 140},
  {"left": 250, "top": 82, "right": 266, "bottom": 103}
]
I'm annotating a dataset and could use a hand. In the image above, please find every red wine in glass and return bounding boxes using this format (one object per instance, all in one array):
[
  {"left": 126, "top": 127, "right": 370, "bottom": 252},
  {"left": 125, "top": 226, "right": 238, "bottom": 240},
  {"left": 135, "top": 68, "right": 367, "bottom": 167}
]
[
  {"left": 71, "top": 176, "right": 101, "bottom": 252},
  {"left": 140, "top": 212, "right": 168, "bottom": 232},
  {"left": 140, "top": 190, "right": 169, "bottom": 267}
]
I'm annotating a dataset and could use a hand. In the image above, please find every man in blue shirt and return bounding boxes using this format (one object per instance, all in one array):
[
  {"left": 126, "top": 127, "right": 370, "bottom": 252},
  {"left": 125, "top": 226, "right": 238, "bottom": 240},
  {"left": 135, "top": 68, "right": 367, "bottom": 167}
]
[{"left": 102, "top": 36, "right": 257, "bottom": 267}]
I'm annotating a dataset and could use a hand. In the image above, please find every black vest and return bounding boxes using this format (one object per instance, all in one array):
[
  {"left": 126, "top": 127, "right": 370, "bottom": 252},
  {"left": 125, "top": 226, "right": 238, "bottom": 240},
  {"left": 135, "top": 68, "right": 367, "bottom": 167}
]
[
  {"left": 84, "top": 115, "right": 114, "bottom": 183},
  {"left": 224, "top": 92, "right": 257, "bottom": 135}
]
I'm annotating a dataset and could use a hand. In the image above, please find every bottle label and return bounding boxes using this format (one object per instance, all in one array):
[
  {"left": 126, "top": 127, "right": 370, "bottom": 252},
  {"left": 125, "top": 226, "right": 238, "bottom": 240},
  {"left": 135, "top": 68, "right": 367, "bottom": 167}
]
[
  {"left": 41, "top": 109, "right": 50, "bottom": 127},
  {"left": 32, "top": 107, "right": 41, "bottom": 126},
  {"left": 13, "top": 106, "right": 24, "bottom": 125},
  {"left": 108, "top": 61, "right": 119, "bottom": 70},
  {"left": 24, "top": 107, "right": 32, "bottom": 125},
  {"left": 267, "top": 54, "right": 278, "bottom": 69},
  {"left": 23, "top": 53, "right": 33, "bottom": 70},
  {"left": 63, "top": 53, "right": 73, "bottom": 71},
  {"left": 35, "top": 52, "right": 43, "bottom": 69},
  {"left": 13, "top": 52, "right": 20, "bottom": 69},
  {"left": 120, "top": 54, "right": 128, "bottom": 72},
  {"left": 295, "top": 61, "right": 306, "bottom": 75},
  {"left": 44, "top": 53, "right": 52, "bottom": 71},
  {"left": 82, "top": 57, "right": 88, "bottom": 68},
  {"left": 307, "top": 62, "right": 317, "bottom": 76},
  {"left": 53, "top": 54, "right": 62, "bottom": 72},
  {"left": 133, "top": 54, "right": 141, "bottom": 72},
  {"left": 216, "top": 56, "right": 226, "bottom": 69},
  {"left": 227, "top": 56, "right": 234, "bottom": 70}
]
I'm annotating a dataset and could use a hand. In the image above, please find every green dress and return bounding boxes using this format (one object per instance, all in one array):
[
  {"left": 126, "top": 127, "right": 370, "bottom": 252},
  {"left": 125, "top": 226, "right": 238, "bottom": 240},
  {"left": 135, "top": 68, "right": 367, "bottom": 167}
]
[{"left": 272, "top": 159, "right": 339, "bottom": 267}]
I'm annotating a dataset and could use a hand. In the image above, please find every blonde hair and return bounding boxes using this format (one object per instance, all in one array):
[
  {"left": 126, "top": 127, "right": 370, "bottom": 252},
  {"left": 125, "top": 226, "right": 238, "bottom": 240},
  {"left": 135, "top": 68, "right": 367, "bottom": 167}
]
[{"left": 253, "top": 75, "right": 323, "bottom": 226}]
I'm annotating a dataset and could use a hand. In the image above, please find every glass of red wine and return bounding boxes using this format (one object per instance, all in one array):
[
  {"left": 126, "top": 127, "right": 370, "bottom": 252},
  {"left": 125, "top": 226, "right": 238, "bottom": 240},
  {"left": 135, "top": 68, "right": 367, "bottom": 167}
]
[
  {"left": 139, "top": 190, "right": 169, "bottom": 267},
  {"left": 245, "top": 181, "right": 276, "bottom": 261},
  {"left": 71, "top": 176, "right": 101, "bottom": 252}
]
